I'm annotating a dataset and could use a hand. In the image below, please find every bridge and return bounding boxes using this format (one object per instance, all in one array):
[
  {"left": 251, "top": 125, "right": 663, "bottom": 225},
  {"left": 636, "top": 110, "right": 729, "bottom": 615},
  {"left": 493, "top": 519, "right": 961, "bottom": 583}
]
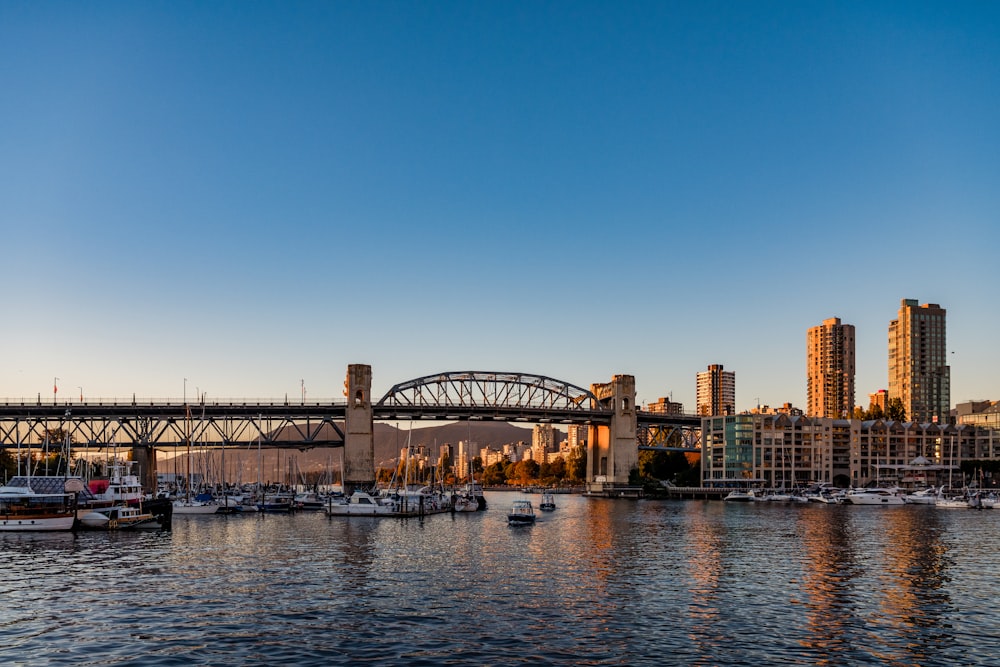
[{"left": 0, "top": 366, "right": 701, "bottom": 495}]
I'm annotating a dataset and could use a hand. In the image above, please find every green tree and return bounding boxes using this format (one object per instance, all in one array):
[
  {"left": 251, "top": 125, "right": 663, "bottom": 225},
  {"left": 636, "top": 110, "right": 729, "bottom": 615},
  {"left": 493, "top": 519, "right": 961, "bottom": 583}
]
[
  {"left": 886, "top": 398, "right": 906, "bottom": 422},
  {"left": 565, "top": 445, "right": 587, "bottom": 482},
  {"left": 482, "top": 461, "right": 507, "bottom": 486},
  {"left": 0, "top": 450, "right": 17, "bottom": 480}
]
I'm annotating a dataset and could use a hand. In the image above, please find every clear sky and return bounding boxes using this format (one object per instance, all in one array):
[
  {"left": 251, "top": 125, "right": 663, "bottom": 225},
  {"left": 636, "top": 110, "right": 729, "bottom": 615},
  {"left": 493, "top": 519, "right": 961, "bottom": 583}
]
[{"left": 2, "top": 1, "right": 998, "bottom": 413}]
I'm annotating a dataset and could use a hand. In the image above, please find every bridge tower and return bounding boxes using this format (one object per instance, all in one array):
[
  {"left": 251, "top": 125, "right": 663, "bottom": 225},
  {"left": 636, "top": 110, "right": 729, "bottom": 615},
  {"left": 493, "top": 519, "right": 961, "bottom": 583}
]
[
  {"left": 343, "top": 364, "right": 375, "bottom": 494},
  {"left": 586, "top": 374, "right": 639, "bottom": 496}
]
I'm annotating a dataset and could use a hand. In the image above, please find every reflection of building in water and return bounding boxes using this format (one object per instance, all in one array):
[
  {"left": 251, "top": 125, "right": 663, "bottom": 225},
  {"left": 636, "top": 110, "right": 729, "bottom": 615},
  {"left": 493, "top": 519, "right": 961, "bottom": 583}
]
[
  {"left": 701, "top": 414, "right": 1000, "bottom": 488},
  {"left": 874, "top": 508, "right": 951, "bottom": 663},
  {"left": 798, "top": 507, "right": 857, "bottom": 660},
  {"left": 680, "top": 506, "right": 727, "bottom": 659},
  {"left": 800, "top": 508, "right": 952, "bottom": 664}
]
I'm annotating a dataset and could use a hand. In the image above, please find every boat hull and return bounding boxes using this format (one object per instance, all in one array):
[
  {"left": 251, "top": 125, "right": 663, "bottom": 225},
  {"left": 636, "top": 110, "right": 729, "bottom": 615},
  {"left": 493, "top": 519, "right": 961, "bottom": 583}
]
[{"left": 0, "top": 514, "right": 76, "bottom": 531}]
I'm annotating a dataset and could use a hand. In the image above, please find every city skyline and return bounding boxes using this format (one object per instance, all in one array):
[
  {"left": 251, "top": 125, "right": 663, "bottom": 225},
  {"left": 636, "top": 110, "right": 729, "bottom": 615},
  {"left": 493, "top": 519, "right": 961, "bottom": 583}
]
[{"left": 1, "top": 3, "right": 997, "bottom": 413}]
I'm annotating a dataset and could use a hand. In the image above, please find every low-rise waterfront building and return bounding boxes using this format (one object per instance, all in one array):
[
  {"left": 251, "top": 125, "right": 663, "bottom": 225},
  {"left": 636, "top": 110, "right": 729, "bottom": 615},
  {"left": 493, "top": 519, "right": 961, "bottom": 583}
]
[{"left": 701, "top": 414, "right": 1000, "bottom": 489}]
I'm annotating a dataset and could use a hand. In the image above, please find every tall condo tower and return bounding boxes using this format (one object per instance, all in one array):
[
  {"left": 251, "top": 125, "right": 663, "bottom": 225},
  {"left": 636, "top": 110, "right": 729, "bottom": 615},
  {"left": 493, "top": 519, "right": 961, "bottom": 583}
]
[
  {"left": 696, "top": 364, "right": 735, "bottom": 416},
  {"left": 806, "top": 317, "right": 856, "bottom": 418},
  {"left": 888, "top": 299, "right": 950, "bottom": 423}
]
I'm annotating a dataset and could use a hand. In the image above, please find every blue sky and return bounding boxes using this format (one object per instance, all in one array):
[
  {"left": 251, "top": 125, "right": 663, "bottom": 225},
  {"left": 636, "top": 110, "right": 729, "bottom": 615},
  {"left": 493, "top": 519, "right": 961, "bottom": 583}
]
[{"left": 1, "top": 1, "right": 998, "bottom": 412}]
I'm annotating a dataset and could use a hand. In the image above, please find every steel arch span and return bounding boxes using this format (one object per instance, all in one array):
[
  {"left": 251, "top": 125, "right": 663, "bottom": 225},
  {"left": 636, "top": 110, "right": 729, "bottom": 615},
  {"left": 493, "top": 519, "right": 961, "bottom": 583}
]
[{"left": 376, "top": 371, "right": 599, "bottom": 412}]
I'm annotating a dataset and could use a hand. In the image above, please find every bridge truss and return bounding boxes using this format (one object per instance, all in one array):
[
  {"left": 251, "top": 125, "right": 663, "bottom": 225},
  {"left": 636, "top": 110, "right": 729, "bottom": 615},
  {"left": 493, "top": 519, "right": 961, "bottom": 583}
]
[
  {"left": 375, "top": 371, "right": 610, "bottom": 423},
  {"left": 0, "top": 402, "right": 346, "bottom": 451}
]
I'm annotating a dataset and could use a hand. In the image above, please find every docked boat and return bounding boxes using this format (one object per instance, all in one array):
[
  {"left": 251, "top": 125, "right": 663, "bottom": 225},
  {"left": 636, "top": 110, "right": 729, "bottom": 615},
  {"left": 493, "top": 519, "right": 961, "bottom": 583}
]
[
  {"left": 173, "top": 492, "right": 220, "bottom": 515},
  {"left": 89, "top": 461, "right": 147, "bottom": 506},
  {"left": 294, "top": 491, "right": 326, "bottom": 511},
  {"left": 464, "top": 481, "right": 487, "bottom": 511},
  {"left": 325, "top": 486, "right": 453, "bottom": 517},
  {"left": 842, "top": 488, "right": 905, "bottom": 505},
  {"left": 79, "top": 504, "right": 165, "bottom": 530},
  {"left": 539, "top": 492, "right": 556, "bottom": 511},
  {"left": 0, "top": 480, "right": 78, "bottom": 531},
  {"left": 935, "top": 492, "right": 972, "bottom": 509},
  {"left": 452, "top": 492, "right": 480, "bottom": 513},
  {"left": 723, "top": 489, "right": 756, "bottom": 502},
  {"left": 325, "top": 490, "right": 400, "bottom": 516},
  {"left": 903, "top": 487, "right": 938, "bottom": 505},
  {"left": 507, "top": 499, "right": 536, "bottom": 525}
]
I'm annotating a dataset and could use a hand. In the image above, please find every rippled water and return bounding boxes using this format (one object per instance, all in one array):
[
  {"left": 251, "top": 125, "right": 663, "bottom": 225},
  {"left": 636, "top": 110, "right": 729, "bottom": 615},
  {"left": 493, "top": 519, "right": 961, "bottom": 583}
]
[{"left": 2, "top": 495, "right": 999, "bottom": 666}]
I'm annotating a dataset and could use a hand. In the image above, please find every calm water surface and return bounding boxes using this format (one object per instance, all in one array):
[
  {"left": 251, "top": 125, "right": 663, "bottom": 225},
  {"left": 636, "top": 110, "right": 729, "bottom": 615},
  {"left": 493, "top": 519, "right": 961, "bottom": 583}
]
[{"left": 2, "top": 494, "right": 999, "bottom": 666}]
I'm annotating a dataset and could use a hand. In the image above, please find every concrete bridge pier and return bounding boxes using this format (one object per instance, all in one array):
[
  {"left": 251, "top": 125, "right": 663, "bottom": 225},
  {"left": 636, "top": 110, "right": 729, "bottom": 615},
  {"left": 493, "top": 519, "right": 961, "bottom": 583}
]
[
  {"left": 586, "top": 374, "right": 640, "bottom": 497},
  {"left": 132, "top": 445, "right": 157, "bottom": 493},
  {"left": 343, "top": 364, "right": 375, "bottom": 495}
]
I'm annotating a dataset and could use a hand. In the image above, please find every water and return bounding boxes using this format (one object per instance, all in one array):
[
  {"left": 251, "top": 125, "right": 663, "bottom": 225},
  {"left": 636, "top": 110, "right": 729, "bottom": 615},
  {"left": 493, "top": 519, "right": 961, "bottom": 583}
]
[{"left": 2, "top": 494, "right": 999, "bottom": 666}]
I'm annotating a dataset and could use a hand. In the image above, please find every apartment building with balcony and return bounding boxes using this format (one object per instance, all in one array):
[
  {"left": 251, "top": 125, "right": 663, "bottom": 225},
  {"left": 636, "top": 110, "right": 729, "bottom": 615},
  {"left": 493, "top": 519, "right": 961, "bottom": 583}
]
[
  {"left": 889, "top": 299, "right": 950, "bottom": 423},
  {"left": 806, "top": 317, "right": 856, "bottom": 418}
]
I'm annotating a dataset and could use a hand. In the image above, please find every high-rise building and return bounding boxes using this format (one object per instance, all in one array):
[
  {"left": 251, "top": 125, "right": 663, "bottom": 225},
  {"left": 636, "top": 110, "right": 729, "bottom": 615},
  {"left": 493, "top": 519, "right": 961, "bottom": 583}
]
[
  {"left": 696, "top": 364, "right": 735, "bottom": 416},
  {"left": 806, "top": 317, "right": 856, "bottom": 418},
  {"left": 888, "top": 299, "right": 950, "bottom": 423}
]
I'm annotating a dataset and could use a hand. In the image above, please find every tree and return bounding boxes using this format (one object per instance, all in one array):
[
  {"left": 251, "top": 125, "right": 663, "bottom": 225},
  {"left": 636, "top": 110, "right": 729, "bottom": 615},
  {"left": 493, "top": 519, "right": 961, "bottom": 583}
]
[
  {"left": 0, "top": 450, "right": 17, "bottom": 480},
  {"left": 514, "top": 459, "right": 540, "bottom": 486},
  {"left": 481, "top": 461, "right": 507, "bottom": 486},
  {"left": 565, "top": 445, "right": 587, "bottom": 482},
  {"left": 886, "top": 398, "right": 906, "bottom": 422}
]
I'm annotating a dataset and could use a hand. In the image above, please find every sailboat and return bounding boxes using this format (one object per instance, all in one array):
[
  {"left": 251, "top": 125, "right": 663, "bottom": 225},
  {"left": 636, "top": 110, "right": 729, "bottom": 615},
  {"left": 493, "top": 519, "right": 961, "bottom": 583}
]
[
  {"left": 173, "top": 402, "right": 219, "bottom": 515},
  {"left": 934, "top": 435, "right": 970, "bottom": 509}
]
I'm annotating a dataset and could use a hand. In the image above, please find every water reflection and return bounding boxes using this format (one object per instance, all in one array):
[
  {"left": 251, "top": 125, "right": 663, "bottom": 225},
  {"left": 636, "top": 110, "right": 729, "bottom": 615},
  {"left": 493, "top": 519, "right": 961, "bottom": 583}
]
[
  {"left": 1, "top": 497, "right": 998, "bottom": 666},
  {"left": 678, "top": 501, "right": 727, "bottom": 663},
  {"left": 798, "top": 505, "right": 861, "bottom": 663}
]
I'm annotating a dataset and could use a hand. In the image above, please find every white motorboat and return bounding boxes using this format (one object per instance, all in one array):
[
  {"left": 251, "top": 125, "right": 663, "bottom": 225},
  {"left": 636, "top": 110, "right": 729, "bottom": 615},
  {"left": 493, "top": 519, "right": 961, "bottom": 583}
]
[
  {"left": 842, "top": 488, "right": 905, "bottom": 505},
  {"left": 903, "top": 487, "right": 938, "bottom": 505},
  {"left": 723, "top": 489, "right": 756, "bottom": 502},
  {"left": 935, "top": 494, "right": 971, "bottom": 509}
]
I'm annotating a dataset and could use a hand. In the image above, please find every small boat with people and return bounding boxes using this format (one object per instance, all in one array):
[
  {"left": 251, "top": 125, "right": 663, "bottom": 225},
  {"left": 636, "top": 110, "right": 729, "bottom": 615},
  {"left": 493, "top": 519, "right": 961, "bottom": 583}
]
[{"left": 507, "top": 499, "right": 536, "bottom": 525}]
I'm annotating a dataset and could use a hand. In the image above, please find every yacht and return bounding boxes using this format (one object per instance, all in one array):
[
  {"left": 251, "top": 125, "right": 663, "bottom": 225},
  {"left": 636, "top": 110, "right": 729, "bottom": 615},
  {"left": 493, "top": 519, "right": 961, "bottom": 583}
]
[{"left": 842, "top": 488, "right": 905, "bottom": 505}]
